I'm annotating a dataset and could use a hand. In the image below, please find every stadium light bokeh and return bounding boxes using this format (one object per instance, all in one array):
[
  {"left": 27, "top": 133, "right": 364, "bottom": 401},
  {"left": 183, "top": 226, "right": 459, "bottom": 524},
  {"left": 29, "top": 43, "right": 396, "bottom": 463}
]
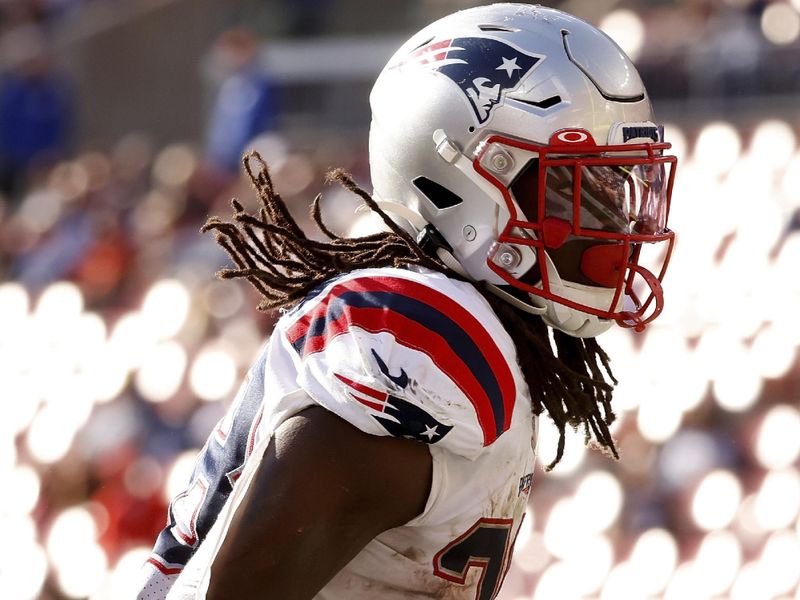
[
  {"left": 3, "top": 3, "right": 800, "bottom": 599},
  {"left": 5, "top": 116, "right": 800, "bottom": 600}
]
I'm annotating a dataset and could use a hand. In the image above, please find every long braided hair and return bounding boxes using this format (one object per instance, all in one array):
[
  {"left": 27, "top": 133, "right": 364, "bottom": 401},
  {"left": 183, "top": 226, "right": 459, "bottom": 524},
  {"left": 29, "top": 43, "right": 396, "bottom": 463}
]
[{"left": 203, "top": 152, "right": 618, "bottom": 469}]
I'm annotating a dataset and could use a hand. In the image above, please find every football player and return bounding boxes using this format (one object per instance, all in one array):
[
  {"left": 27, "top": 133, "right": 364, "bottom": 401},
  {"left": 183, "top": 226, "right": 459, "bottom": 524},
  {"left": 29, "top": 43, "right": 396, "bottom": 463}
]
[{"left": 136, "top": 4, "right": 677, "bottom": 599}]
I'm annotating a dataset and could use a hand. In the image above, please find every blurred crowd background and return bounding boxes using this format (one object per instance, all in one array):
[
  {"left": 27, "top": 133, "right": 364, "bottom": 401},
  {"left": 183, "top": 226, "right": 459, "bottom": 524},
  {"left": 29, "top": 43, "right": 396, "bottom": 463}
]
[{"left": 1, "top": 0, "right": 799, "bottom": 599}]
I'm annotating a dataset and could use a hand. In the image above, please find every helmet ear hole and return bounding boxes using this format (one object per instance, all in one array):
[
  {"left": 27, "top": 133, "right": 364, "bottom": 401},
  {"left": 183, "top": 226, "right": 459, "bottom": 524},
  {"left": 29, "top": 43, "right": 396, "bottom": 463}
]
[{"left": 412, "top": 177, "right": 464, "bottom": 210}]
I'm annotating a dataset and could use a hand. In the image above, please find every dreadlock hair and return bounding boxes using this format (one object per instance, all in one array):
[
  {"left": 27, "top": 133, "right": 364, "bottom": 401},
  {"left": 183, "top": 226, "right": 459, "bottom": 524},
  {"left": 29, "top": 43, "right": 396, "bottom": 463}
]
[{"left": 203, "top": 151, "right": 619, "bottom": 470}]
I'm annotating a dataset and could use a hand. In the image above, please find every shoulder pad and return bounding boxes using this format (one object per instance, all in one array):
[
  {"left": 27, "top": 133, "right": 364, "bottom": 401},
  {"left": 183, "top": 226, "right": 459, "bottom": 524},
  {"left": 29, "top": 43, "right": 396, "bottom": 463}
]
[{"left": 279, "top": 268, "right": 518, "bottom": 455}]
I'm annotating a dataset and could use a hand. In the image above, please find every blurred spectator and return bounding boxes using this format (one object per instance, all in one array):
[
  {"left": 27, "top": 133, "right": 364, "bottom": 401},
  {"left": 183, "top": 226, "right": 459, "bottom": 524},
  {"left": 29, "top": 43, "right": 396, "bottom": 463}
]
[
  {"left": 2, "top": 2, "right": 800, "bottom": 598},
  {"left": 203, "top": 28, "right": 278, "bottom": 176},
  {"left": 0, "top": 26, "right": 72, "bottom": 199},
  {"left": 687, "top": 7, "right": 764, "bottom": 100},
  {"left": 281, "top": 0, "right": 334, "bottom": 37}
]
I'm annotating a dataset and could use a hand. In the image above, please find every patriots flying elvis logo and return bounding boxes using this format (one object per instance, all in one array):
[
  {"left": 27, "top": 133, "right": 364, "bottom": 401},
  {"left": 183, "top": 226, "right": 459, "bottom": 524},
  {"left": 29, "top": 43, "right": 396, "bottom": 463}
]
[
  {"left": 394, "top": 36, "right": 541, "bottom": 125},
  {"left": 334, "top": 350, "right": 453, "bottom": 444}
]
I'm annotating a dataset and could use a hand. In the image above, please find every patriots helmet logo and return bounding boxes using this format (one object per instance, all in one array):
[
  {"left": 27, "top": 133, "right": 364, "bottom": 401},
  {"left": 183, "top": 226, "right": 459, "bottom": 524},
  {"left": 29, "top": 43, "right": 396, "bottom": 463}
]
[
  {"left": 335, "top": 354, "right": 453, "bottom": 444},
  {"left": 393, "top": 36, "right": 541, "bottom": 124}
]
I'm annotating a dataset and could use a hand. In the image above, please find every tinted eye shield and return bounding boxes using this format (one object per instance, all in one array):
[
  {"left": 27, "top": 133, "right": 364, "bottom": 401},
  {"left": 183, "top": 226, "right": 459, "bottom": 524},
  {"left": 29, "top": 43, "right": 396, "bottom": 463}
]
[{"left": 473, "top": 133, "right": 677, "bottom": 331}]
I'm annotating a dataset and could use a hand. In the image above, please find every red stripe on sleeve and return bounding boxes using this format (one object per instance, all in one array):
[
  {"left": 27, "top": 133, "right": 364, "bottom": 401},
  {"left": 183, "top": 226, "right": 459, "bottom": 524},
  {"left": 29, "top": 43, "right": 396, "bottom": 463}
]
[
  {"left": 334, "top": 373, "right": 389, "bottom": 402},
  {"left": 284, "top": 274, "right": 516, "bottom": 444},
  {"left": 354, "top": 277, "right": 517, "bottom": 434}
]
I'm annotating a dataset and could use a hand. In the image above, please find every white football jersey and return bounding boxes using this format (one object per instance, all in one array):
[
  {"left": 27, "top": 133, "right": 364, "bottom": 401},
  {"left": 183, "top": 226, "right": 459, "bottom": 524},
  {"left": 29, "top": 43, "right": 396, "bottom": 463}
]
[{"left": 136, "top": 267, "right": 537, "bottom": 600}]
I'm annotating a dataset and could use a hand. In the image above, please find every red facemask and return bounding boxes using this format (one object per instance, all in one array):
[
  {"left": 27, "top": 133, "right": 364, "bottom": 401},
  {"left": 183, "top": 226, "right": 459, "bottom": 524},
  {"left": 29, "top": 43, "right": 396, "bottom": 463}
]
[{"left": 475, "top": 129, "right": 677, "bottom": 332}]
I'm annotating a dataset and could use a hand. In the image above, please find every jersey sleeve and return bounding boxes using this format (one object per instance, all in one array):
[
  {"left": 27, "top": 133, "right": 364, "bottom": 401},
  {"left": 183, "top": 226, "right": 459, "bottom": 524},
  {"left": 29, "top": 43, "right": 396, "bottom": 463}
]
[
  {"left": 278, "top": 269, "right": 519, "bottom": 460},
  {"left": 136, "top": 344, "right": 272, "bottom": 600}
]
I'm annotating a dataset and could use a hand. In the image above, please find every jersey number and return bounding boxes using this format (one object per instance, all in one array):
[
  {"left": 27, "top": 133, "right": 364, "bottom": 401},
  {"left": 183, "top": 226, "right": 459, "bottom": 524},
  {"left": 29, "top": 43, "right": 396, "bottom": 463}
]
[{"left": 433, "top": 518, "right": 515, "bottom": 600}]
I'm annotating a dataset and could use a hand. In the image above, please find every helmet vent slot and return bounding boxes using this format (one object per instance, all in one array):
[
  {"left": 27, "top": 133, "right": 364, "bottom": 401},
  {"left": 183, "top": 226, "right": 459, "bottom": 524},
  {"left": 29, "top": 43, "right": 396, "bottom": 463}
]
[
  {"left": 478, "top": 24, "right": 520, "bottom": 32},
  {"left": 413, "top": 177, "right": 464, "bottom": 210},
  {"left": 510, "top": 95, "right": 562, "bottom": 109}
]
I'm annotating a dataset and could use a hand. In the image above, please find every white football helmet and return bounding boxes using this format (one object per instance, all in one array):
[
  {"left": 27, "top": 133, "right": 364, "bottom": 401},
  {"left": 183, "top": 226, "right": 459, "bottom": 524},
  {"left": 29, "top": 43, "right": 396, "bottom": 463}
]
[{"left": 369, "top": 3, "right": 677, "bottom": 337}]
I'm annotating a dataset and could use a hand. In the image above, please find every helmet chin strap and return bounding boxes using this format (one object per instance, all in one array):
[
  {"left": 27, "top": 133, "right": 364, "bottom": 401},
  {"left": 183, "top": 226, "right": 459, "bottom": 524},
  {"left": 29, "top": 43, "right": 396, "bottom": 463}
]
[
  {"left": 436, "top": 244, "right": 549, "bottom": 318},
  {"left": 534, "top": 251, "right": 617, "bottom": 338},
  {"left": 434, "top": 247, "right": 470, "bottom": 278},
  {"left": 486, "top": 283, "right": 547, "bottom": 315},
  {"left": 360, "top": 199, "right": 613, "bottom": 337},
  {"left": 361, "top": 199, "right": 429, "bottom": 234},
  {"left": 365, "top": 200, "right": 475, "bottom": 283}
]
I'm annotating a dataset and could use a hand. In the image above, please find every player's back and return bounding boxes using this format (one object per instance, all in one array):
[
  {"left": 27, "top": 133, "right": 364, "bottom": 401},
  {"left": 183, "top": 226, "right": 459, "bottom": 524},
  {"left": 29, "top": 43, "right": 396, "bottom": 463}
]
[{"left": 137, "top": 266, "right": 536, "bottom": 599}]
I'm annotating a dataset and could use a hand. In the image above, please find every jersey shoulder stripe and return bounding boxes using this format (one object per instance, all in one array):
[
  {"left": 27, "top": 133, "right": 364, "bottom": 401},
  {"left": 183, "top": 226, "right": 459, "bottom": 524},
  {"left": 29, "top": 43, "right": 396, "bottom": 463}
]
[{"left": 284, "top": 273, "right": 515, "bottom": 445}]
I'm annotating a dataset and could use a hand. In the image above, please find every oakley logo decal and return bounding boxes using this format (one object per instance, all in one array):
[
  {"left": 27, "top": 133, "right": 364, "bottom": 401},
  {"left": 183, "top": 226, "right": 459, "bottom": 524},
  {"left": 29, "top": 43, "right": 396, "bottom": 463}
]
[{"left": 556, "top": 130, "right": 590, "bottom": 144}]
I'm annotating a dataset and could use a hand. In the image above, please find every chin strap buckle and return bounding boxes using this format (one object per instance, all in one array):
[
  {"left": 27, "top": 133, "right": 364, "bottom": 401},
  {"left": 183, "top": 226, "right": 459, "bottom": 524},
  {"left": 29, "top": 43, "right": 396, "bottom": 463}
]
[
  {"left": 416, "top": 224, "right": 452, "bottom": 256},
  {"left": 416, "top": 225, "right": 472, "bottom": 278}
]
